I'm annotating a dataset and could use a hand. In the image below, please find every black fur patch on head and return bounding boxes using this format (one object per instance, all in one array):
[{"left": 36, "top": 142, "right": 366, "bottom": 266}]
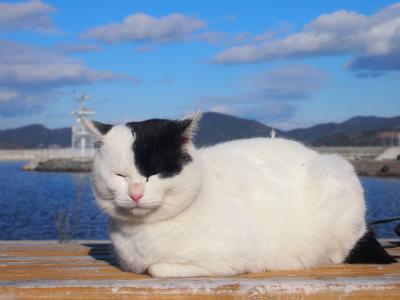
[
  {"left": 126, "top": 119, "right": 193, "bottom": 179},
  {"left": 93, "top": 121, "right": 113, "bottom": 135}
]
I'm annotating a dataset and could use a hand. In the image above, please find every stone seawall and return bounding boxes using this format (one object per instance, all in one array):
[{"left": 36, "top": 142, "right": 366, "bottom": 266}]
[
  {"left": 0, "top": 148, "right": 95, "bottom": 161},
  {"left": 22, "top": 157, "right": 400, "bottom": 177},
  {"left": 5, "top": 145, "right": 399, "bottom": 176},
  {"left": 353, "top": 160, "right": 400, "bottom": 177},
  {"left": 311, "top": 146, "right": 386, "bottom": 160},
  {"left": 1, "top": 146, "right": 390, "bottom": 161}
]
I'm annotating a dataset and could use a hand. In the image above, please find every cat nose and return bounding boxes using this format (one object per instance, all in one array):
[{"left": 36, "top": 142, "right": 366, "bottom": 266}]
[
  {"left": 130, "top": 193, "right": 143, "bottom": 203},
  {"left": 129, "top": 181, "right": 145, "bottom": 203}
]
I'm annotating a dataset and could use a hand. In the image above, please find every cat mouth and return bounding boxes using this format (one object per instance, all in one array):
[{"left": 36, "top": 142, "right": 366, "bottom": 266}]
[
  {"left": 134, "top": 202, "right": 160, "bottom": 209},
  {"left": 133, "top": 205, "right": 153, "bottom": 210},
  {"left": 131, "top": 206, "right": 156, "bottom": 216},
  {"left": 132, "top": 202, "right": 160, "bottom": 211}
]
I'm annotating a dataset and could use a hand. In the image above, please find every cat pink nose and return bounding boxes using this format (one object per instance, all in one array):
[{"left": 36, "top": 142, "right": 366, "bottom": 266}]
[{"left": 130, "top": 193, "right": 143, "bottom": 203}]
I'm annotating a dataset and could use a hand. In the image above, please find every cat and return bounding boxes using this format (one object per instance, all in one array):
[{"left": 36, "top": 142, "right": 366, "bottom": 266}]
[{"left": 83, "top": 114, "right": 395, "bottom": 277}]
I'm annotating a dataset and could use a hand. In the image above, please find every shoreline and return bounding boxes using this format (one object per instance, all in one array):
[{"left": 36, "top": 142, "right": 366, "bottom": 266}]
[
  {"left": 352, "top": 160, "right": 400, "bottom": 178},
  {"left": 19, "top": 158, "right": 400, "bottom": 177}
]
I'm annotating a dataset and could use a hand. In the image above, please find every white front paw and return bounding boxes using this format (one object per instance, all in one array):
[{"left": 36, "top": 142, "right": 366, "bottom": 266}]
[{"left": 148, "top": 263, "right": 208, "bottom": 277}]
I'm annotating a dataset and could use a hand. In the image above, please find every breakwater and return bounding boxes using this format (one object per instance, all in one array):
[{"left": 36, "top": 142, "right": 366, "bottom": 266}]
[
  {"left": 21, "top": 156, "right": 400, "bottom": 177},
  {"left": 0, "top": 146, "right": 389, "bottom": 161},
  {"left": 353, "top": 160, "right": 400, "bottom": 177},
  {"left": 0, "top": 148, "right": 95, "bottom": 161},
  {"left": 311, "top": 146, "right": 386, "bottom": 160},
  {"left": 3, "top": 146, "right": 400, "bottom": 176}
]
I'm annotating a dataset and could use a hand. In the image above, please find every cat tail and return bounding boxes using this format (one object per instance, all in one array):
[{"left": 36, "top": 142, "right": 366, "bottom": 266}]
[{"left": 344, "top": 227, "right": 396, "bottom": 264}]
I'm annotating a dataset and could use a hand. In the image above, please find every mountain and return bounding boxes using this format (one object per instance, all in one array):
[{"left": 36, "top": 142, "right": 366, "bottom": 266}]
[
  {"left": 286, "top": 116, "right": 400, "bottom": 145},
  {"left": 0, "top": 124, "right": 71, "bottom": 149},
  {"left": 0, "top": 113, "right": 276, "bottom": 149},
  {"left": 0, "top": 113, "right": 399, "bottom": 149},
  {"left": 194, "top": 112, "right": 278, "bottom": 147}
]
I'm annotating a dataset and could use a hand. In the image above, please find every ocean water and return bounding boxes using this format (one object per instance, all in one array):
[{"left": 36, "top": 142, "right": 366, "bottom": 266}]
[
  {"left": 0, "top": 161, "right": 106, "bottom": 240},
  {"left": 0, "top": 161, "right": 399, "bottom": 240}
]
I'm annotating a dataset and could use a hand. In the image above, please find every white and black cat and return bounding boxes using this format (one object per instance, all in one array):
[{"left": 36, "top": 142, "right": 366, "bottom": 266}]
[{"left": 84, "top": 114, "right": 394, "bottom": 277}]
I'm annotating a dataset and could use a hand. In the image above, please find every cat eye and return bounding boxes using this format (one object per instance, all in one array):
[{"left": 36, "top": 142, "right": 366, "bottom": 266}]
[{"left": 115, "top": 173, "right": 126, "bottom": 178}]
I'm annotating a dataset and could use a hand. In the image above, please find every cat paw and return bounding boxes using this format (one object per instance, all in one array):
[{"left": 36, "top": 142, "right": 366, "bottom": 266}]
[{"left": 148, "top": 263, "right": 209, "bottom": 277}]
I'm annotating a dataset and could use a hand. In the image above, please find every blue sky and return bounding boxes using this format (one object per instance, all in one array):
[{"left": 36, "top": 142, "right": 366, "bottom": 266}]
[{"left": 0, "top": 0, "right": 399, "bottom": 130}]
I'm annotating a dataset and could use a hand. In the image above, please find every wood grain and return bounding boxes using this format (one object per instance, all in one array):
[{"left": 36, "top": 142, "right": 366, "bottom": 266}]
[{"left": 0, "top": 240, "right": 399, "bottom": 299}]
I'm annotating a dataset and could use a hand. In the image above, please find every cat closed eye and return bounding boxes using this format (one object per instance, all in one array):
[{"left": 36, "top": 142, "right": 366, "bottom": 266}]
[{"left": 115, "top": 173, "right": 126, "bottom": 178}]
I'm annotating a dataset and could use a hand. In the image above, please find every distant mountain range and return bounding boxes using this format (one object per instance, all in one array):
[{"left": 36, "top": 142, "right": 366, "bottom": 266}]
[
  {"left": 285, "top": 116, "right": 400, "bottom": 145},
  {"left": 0, "top": 112, "right": 399, "bottom": 149},
  {"left": 0, "top": 124, "right": 71, "bottom": 149},
  {"left": 195, "top": 112, "right": 280, "bottom": 146}
]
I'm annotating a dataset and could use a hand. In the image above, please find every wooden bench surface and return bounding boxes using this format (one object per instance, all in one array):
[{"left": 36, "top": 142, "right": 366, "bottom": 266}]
[{"left": 0, "top": 240, "right": 399, "bottom": 299}]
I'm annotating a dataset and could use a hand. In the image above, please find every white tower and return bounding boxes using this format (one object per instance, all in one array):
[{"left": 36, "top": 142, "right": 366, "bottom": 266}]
[
  {"left": 71, "top": 95, "right": 95, "bottom": 157},
  {"left": 270, "top": 128, "right": 277, "bottom": 139}
]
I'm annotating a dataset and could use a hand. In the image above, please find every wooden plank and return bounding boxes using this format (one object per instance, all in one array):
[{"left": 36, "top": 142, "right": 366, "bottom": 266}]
[{"left": 0, "top": 241, "right": 399, "bottom": 299}]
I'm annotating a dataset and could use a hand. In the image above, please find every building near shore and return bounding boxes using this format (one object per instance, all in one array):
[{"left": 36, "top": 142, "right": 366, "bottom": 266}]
[{"left": 378, "top": 131, "right": 400, "bottom": 147}]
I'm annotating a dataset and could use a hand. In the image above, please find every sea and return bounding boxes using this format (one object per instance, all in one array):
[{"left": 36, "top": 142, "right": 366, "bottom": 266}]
[{"left": 0, "top": 161, "right": 399, "bottom": 240}]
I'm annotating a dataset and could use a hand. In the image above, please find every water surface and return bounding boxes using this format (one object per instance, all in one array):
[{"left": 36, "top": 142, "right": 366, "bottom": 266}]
[{"left": 0, "top": 161, "right": 399, "bottom": 240}]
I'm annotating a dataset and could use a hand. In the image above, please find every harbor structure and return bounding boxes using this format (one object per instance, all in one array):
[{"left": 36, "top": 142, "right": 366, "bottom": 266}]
[
  {"left": 270, "top": 128, "right": 277, "bottom": 138},
  {"left": 71, "top": 95, "right": 95, "bottom": 157}
]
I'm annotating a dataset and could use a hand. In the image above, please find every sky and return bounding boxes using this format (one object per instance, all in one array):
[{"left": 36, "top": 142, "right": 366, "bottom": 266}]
[{"left": 0, "top": 0, "right": 399, "bottom": 130}]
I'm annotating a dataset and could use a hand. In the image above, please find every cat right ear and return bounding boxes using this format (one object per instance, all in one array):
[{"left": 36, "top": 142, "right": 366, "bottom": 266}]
[{"left": 81, "top": 119, "right": 113, "bottom": 139}]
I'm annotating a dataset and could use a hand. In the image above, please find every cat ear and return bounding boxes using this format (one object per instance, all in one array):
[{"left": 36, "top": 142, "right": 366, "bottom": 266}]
[
  {"left": 178, "top": 111, "right": 202, "bottom": 144},
  {"left": 81, "top": 119, "right": 113, "bottom": 139}
]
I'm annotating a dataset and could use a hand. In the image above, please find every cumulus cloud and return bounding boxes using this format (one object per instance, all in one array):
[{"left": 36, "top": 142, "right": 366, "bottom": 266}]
[
  {"left": 0, "top": 88, "right": 51, "bottom": 117},
  {"left": 0, "top": 40, "right": 136, "bottom": 117},
  {"left": 0, "top": 40, "right": 117, "bottom": 88},
  {"left": 196, "top": 31, "right": 229, "bottom": 45},
  {"left": 0, "top": 0, "right": 57, "bottom": 33},
  {"left": 246, "top": 65, "right": 327, "bottom": 101},
  {"left": 58, "top": 43, "right": 101, "bottom": 53},
  {"left": 83, "top": 13, "right": 206, "bottom": 44},
  {"left": 212, "top": 3, "right": 400, "bottom": 74},
  {"left": 197, "top": 64, "right": 328, "bottom": 123}
]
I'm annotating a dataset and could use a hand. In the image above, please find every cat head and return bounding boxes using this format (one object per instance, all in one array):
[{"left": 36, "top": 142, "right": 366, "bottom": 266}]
[{"left": 83, "top": 113, "right": 203, "bottom": 223}]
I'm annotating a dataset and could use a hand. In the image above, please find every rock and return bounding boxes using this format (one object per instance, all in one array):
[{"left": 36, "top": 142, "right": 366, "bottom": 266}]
[{"left": 23, "top": 158, "right": 92, "bottom": 172}]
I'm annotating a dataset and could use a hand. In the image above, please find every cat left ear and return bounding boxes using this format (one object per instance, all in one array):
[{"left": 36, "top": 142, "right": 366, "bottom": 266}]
[
  {"left": 81, "top": 119, "right": 113, "bottom": 139},
  {"left": 178, "top": 111, "right": 202, "bottom": 144}
]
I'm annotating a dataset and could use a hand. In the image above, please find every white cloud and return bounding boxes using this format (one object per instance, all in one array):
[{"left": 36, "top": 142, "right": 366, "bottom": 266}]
[
  {"left": 83, "top": 13, "right": 206, "bottom": 44},
  {"left": 0, "top": 40, "right": 137, "bottom": 117},
  {"left": 197, "top": 31, "right": 228, "bottom": 44},
  {"left": 0, "top": 40, "right": 117, "bottom": 88},
  {"left": 212, "top": 3, "right": 400, "bottom": 74},
  {"left": 58, "top": 43, "right": 101, "bottom": 53},
  {"left": 0, "top": 0, "right": 57, "bottom": 33},
  {"left": 197, "top": 64, "right": 328, "bottom": 123},
  {"left": 0, "top": 88, "right": 51, "bottom": 116},
  {"left": 0, "top": 89, "right": 18, "bottom": 103},
  {"left": 229, "top": 32, "right": 250, "bottom": 44},
  {"left": 246, "top": 65, "right": 328, "bottom": 101}
]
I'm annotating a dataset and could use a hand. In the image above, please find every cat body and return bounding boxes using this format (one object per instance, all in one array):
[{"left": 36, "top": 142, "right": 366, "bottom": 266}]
[{"left": 85, "top": 116, "right": 393, "bottom": 277}]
